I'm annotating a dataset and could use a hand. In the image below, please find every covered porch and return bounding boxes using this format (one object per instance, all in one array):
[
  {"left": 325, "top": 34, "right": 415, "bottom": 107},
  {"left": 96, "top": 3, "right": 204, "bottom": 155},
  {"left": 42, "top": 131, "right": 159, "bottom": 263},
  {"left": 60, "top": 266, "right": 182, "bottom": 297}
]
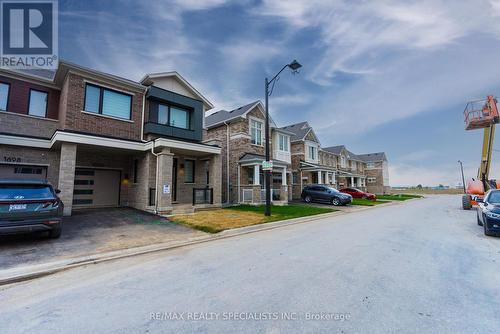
[
  {"left": 336, "top": 172, "right": 367, "bottom": 191},
  {"left": 236, "top": 154, "right": 291, "bottom": 205}
]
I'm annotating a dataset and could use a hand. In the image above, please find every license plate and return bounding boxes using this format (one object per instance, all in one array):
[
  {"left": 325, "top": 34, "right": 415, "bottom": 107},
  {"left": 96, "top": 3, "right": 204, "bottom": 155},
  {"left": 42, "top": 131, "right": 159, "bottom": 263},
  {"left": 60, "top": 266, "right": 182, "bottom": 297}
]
[{"left": 9, "top": 204, "right": 27, "bottom": 211}]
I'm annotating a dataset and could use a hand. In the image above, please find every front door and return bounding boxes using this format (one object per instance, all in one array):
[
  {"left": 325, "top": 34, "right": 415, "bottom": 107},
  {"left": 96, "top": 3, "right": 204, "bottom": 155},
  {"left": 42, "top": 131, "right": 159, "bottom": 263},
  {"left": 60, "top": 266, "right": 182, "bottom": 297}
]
[{"left": 172, "top": 158, "right": 178, "bottom": 202}]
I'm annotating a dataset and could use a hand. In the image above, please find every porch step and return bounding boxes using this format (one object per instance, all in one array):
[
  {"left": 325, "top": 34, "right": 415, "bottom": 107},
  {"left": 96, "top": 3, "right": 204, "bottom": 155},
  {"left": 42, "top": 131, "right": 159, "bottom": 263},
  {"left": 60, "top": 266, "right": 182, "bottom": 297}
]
[{"left": 171, "top": 205, "right": 195, "bottom": 215}]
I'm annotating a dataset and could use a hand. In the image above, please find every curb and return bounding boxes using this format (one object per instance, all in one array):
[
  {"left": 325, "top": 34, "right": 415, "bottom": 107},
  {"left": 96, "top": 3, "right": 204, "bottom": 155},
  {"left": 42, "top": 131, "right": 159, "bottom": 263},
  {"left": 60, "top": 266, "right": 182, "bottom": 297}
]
[{"left": 0, "top": 198, "right": 420, "bottom": 287}]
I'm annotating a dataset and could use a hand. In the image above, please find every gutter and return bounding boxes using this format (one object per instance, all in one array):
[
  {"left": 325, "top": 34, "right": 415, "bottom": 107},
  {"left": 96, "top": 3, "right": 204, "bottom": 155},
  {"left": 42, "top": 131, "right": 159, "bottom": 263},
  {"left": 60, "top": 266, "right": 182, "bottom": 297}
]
[{"left": 224, "top": 121, "right": 230, "bottom": 205}]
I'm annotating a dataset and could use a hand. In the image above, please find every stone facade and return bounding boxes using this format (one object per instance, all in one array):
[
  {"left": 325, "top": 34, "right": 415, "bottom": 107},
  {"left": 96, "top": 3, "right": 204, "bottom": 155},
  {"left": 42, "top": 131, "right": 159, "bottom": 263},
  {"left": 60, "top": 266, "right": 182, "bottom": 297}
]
[{"left": 365, "top": 160, "right": 390, "bottom": 194}]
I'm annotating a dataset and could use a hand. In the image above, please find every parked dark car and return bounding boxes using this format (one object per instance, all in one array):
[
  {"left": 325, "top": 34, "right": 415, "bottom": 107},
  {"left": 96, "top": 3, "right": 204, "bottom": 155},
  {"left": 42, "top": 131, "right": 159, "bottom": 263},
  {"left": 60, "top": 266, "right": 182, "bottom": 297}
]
[
  {"left": 301, "top": 185, "right": 352, "bottom": 206},
  {"left": 339, "top": 188, "right": 376, "bottom": 200},
  {"left": 0, "top": 179, "right": 64, "bottom": 238},
  {"left": 477, "top": 189, "right": 500, "bottom": 237}
]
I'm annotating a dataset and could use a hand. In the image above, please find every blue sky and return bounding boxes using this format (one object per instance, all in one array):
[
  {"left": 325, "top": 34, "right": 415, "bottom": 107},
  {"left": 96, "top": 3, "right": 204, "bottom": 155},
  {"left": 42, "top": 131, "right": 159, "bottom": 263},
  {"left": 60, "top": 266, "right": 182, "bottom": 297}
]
[{"left": 58, "top": 0, "right": 500, "bottom": 186}]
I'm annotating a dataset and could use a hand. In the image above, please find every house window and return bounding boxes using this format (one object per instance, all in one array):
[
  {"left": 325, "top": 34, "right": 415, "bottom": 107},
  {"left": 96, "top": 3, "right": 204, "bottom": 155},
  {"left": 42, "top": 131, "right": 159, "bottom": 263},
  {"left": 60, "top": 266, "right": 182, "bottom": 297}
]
[
  {"left": 155, "top": 103, "right": 192, "bottom": 129},
  {"left": 367, "top": 162, "right": 375, "bottom": 169},
  {"left": 170, "top": 107, "right": 190, "bottom": 129},
  {"left": 341, "top": 156, "right": 346, "bottom": 168},
  {"left": 308, "top": 146, "right": 316, "bottom": 160},
  {"left": 84, "top": 83, "right": 132, "bottom": 120},
  {"left": 0, "top": 82, "right": 10, "bottom": 111},
  {"left": 184, "top": 159, "right": 195, "bottom": 183},
  {"left": 250, "top": 119, "right": 263, "bottom": 145},
  {"left": 28, "top": 89, "right": 48, "bottom": 117},
  {"left": 292, "top": 172, "right": 298, "bottom": 184},
  {"left": 351, "top": 161, "right": 357, "bottom": 170},
  {"left": 278, "top": 134, "right": 289, "bottom": 151},
  {"left": 368, "top": 177, "right": 376, "bottom": 183},
  {"left": 158, "top": 104, "right": 168, "bottom": 125}
]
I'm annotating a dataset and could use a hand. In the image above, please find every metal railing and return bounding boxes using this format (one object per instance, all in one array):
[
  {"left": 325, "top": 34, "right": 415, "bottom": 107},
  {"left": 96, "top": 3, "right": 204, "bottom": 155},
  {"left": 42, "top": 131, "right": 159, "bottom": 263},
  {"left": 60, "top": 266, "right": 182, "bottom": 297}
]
[
  {"left": 261, "top": 188, "right": 281, "bottom": 202},
  {"left": 192, "top": 187, "right": 213, "bottom": 205}
]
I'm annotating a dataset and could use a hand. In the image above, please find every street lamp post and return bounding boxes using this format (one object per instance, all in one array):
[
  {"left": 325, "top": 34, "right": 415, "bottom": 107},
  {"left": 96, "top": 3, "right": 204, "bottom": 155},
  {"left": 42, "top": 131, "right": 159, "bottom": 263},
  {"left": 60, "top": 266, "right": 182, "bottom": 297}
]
[
  {"left": 264, "top": 60, "right": 302, "bottom": 216},
  {"left": 458, "top": 160, "right": 466, "bottom": 193}
]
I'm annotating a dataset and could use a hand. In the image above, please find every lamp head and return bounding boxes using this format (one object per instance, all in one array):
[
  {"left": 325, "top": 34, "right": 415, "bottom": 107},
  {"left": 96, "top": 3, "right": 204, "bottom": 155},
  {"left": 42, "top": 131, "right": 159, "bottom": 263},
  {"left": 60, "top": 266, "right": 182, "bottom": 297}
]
[{"left": 288, "top": 59, "right": 302, "bottom": 71}]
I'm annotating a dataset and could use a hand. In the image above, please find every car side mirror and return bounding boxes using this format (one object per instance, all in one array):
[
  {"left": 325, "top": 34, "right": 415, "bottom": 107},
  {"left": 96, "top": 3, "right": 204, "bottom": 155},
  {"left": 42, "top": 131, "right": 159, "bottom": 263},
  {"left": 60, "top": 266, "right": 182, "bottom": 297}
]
[{"left": 55, "top": 189, "right": 61, "bottom": 194}]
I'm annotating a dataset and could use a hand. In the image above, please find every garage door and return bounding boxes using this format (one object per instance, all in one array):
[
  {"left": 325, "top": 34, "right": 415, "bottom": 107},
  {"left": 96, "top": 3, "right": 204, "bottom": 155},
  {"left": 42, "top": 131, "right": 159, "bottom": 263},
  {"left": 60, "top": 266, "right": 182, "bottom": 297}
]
[
  {"left": 73, "top": 168, "right": 120, "bottom": 208},
  {"left": 0, "top": 164, "right": 48, "bottom": 180}
]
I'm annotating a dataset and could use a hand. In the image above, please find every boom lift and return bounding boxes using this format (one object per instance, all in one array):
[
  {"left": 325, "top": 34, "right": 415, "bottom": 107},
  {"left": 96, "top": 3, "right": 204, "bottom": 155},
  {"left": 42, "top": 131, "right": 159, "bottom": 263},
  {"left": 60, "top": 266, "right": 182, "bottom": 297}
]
[{"left": 462, "top": 95, "right": 500, "bottom": 209}]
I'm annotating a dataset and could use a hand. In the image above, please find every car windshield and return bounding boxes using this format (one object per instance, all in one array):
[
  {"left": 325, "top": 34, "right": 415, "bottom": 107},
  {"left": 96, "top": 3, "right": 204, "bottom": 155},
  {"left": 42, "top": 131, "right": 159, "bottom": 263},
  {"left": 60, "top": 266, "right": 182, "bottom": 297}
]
[
  {"left": 0, "top": 184, "right": 54, "bottom": 200},
  {"left": 488, "top": 191, "right": 500, "bottom": 204},
  {"left": 327, "top": 187, "right": 340, "bottom": 193}
]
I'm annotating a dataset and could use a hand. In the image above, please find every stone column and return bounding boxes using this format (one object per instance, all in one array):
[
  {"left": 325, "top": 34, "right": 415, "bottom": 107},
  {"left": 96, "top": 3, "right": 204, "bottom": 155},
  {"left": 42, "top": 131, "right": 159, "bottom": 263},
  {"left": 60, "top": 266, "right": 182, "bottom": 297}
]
[
  {"left": 157, "top": 147, "right": 173, "bottom": 213},
  {"left": 58, "top": 143, "right": 77, "bottom": 216},
  {"left": 210, "top": 154, "right": 222, "bottom": 206},
  {"left": 317, "top": 170, "right": 322, "bottom": 184}
]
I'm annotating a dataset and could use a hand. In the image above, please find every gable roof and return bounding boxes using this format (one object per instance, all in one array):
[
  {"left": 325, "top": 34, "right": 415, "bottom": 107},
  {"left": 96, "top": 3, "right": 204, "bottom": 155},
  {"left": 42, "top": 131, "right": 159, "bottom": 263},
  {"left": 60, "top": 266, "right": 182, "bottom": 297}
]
[
  {"left": 323, "top": 145, "right": 365, "bottom": 162},
  {"left": 280, "top": 121, "right": 319, "bottom": 143},
  {"left": 357, "top": 152, "right": 387, "bottom": 162},
  {"left": 140, "top": 71, "right": 213, "bottom": 109},
  {"left": 205, "top": 101, "right": 276, "bottom": 129}
]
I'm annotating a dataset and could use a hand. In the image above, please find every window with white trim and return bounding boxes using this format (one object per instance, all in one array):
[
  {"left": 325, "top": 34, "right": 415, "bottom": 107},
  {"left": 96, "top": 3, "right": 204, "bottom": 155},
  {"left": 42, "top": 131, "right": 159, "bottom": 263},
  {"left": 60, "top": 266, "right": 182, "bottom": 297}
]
[
  {"left": 367, "top": 177, "right": 376, "bottom": 183},
  {"left": 250, "top": 119, "right": 263, "bottom": 145},
  {"left": 341, "top": 156, "right": 346, "bottom": 168},
  {"left": 366, "top": 162, "right": 375, "bottom": 169},
  {"left": 278, "top": 134, "right": 289, "bottom": 151},
  {"left": 308, "top": 146, "right": 316, "bottom": 160}
]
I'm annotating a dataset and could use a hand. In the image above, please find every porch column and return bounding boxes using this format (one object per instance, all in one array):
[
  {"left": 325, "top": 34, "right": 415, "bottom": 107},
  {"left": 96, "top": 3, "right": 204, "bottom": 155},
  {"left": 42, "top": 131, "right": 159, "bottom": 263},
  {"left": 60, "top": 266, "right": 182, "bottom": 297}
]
[
  {"left": 210, "top": 154, "right": 222, "bottom": 205},
  {"left": 326, "top": 172, "right": 330, "bottom": 184},
  {"left": 58, "top": 143, "right": 77, "bottom": 216},
  {"left": 317, "top": 170, "right": 322, "bottom": 184},
  {"left": 157, "top": 148, "right": 173, "bottom": 213},
  {"left": 253, "top": 164, "right": 260, "bottom": 185},
  {"left": 281, "top": 167, "right": 288, "bottom": 203},
  {"left": 351, "top": 177, "right": 354, "bottom": 187},
  {"left": 282, "top": 167, "right": 287, "bottom": 186}
]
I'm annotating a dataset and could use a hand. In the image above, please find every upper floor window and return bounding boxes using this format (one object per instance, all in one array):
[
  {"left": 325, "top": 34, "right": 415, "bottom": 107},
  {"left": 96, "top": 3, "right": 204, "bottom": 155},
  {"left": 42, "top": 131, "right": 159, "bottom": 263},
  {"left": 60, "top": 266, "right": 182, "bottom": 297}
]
[
  {"left": 341, "top": 156, "right": 346, "bottom": 168},
  {"left": 250, "top": 119, "right": 263, "bottom": 146},
  {"left": 28, "top": 89, "right": 48, "bottom": 117},
  {"left": 308, "top": 146, "right": 317, "bottom": 160},
  {"left": 84, "top": 83, "right": 132, "bottom": 120},
  {"left": 0, "top": 82, "right": 10, "bottom": 111},
  {"left": 156, "top": 103, "right": 192, "bottom": 130},
  {"left": 278, "top": 134, "right": 289, "bottom": 151},
  {"left": 351, "top": 161, "right": 357, "bottom": 170},
  {"left": 367, "top": 162, "right": 375, "bottom": 169}
]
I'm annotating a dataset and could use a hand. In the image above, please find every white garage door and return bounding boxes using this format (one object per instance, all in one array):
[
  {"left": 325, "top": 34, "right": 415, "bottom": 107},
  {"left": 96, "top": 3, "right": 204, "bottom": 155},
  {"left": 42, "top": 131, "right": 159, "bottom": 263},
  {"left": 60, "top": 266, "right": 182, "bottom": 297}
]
[
  {"left": 0, "top": 164, "right": 48, "bottom": 180},
  {"left": 73, "top": 168, "right": 120, "bottom": 208}
]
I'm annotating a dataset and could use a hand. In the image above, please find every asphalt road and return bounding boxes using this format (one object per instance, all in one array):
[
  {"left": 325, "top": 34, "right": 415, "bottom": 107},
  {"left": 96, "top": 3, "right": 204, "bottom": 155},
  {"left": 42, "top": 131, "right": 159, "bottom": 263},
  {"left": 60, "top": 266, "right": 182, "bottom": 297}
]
[{"left": 1, "top": 195, "right": 499, "bottom": 334}]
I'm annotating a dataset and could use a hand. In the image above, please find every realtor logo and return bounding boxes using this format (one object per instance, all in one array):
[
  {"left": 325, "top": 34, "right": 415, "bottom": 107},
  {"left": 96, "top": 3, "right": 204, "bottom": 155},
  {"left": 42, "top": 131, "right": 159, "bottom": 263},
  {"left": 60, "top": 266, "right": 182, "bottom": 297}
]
[{"left": 0, "top": 0, "right": 58, "bottom": 69}]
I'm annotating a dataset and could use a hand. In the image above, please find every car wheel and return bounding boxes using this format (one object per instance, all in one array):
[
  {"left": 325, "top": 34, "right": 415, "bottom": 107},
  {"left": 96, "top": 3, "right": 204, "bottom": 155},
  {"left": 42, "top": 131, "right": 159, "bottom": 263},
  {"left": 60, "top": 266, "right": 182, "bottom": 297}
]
[
  {"left": 332, "top": 197, "right": 341, "bottom": 206},
  {"left": 462, "top": 195, "right": 472, "bottom": 210},
  {"left": 484, "top": 218, "right": 494, "bottom": 236},
  {"left": 48, "top": 227, "right": 62, "bottom": 239},
  {"left": 477, "top": 212, "right": 483, "bottom": 226},
  {"left": 304, "top": 195, "right": 312, "bottom": 203}
]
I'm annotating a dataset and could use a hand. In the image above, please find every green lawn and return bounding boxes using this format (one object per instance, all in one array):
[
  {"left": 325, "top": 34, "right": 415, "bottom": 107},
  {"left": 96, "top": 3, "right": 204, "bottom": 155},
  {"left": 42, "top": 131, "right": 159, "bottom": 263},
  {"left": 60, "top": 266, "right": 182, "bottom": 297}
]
[
  {"left": 376, "top": 194, "right": 423, "bottom": 201},
  {"left": 229, "top": 204, "right": 337, "bottom": 222},
  {"left": 351, "top": 198, "right": 389, "bottom": 206},
  {"left": 172, "top": 205, "right": 337, "bottom": 233}
]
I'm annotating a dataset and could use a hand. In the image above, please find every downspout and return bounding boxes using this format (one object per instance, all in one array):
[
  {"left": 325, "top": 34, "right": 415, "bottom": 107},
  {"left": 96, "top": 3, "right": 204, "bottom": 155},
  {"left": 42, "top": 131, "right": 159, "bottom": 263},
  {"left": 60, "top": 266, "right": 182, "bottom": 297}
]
[
  {"left": 224, "top": 121, "right": 230, "bottom": 205},
  {"left": 140, "top": 87, "right": 147, "bottom": 142},
  {"left": 150, "top": 139, "right": 160, "bottom": 214}
]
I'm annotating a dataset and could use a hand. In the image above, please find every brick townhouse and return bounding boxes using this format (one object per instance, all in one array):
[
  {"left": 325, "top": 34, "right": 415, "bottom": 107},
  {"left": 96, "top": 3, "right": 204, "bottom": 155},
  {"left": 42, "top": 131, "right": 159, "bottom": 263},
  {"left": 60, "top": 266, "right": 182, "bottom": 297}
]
[
  {"left": 357, "top": 152, "right": 390, "bottom": 194},
  {"left": 281, "top": 122, "right": 388, "bottom": 199},
  {"left": 0, "top": 61, "right": 222, "bottom": 216},
  {"left": 205, "top": 101, "right": 293, "bottom": 205}
]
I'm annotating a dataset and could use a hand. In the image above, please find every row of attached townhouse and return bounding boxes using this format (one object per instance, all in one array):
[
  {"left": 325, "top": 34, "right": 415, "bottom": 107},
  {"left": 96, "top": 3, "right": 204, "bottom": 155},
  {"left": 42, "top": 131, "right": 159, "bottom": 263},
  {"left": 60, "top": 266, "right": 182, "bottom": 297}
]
[
  {"left": 205, "top": 103, "right": 390, "bottom": 205},
  {"left": 0, "top": 61, "right": 222, "bottom": 216}
]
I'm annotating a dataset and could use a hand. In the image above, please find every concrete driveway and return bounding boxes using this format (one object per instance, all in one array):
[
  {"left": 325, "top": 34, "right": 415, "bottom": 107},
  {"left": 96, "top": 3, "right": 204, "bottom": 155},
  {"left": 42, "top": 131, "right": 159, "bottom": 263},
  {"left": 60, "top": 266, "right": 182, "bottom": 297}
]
[{"left": 0, "top": 208, "right": 204, "bottom": 270}]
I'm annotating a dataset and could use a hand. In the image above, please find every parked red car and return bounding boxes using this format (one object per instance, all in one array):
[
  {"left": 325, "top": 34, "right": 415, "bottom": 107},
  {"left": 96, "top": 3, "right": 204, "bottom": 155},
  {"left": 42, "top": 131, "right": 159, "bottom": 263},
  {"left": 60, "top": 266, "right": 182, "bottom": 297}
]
[{"left": 339, "top": 188, "right": 376, "bottom": 200}]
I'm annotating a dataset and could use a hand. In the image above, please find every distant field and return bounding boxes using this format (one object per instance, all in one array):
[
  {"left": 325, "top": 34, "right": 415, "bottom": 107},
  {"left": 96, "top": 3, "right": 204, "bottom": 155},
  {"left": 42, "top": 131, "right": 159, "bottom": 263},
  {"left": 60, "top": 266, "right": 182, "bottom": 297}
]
[{"left": 390, "top": 188, "right": 463, "bottom": 195}]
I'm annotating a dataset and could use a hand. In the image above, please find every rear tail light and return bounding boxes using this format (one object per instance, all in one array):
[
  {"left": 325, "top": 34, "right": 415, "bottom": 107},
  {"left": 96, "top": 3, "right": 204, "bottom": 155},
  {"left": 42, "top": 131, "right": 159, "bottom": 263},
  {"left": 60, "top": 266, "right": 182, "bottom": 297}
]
[
  {"left": 45, "top": 220, "right": 59, "bottom": 225},
  {"left": 41, "top": 199, "right": 59, "bottom": 208}
]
